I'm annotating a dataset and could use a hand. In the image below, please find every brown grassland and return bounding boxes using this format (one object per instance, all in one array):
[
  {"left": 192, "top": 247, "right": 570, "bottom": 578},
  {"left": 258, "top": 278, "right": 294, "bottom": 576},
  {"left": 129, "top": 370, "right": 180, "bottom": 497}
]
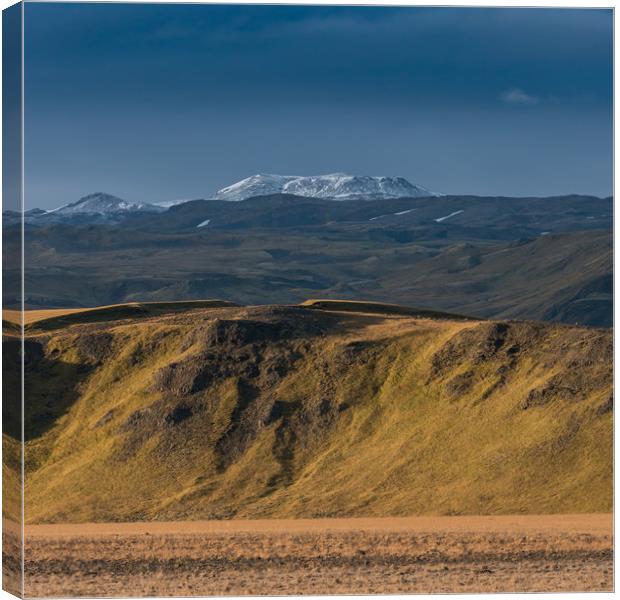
[{"left": 5, "top": 515, "right": 613, "bottom": 596}]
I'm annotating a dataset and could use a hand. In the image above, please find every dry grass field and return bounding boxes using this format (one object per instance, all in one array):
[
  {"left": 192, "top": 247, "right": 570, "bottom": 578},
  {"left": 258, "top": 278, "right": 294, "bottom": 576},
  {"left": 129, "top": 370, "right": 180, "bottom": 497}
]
[{"left": 10, "top": 515, "right": 613, "bottom": 596}]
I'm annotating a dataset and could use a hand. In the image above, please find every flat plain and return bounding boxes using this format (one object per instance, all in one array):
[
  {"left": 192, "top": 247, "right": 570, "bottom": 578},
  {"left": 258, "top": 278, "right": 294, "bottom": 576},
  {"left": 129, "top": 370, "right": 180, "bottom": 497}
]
[{"left": 18, "top": 515, "right": 613, "bottom": 596}]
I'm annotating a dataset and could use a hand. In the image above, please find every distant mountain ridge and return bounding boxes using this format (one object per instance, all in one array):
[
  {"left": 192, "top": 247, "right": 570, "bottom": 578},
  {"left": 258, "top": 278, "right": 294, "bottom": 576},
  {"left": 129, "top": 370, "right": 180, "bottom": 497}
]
[
  {"left": 48, "top": 192, "right": 164, "bottom": 215},
  {"left": 3, "top": 193, "right": 166, "bottom": 225},
  {"left": 213, "top": 173, "right": 438, "bottom": 201},
  {"left": 9, "top": 173, "right": 438, "bottom": 222},
  {"left": 3, "top": 191, "right": 612, "bottom": 327}
]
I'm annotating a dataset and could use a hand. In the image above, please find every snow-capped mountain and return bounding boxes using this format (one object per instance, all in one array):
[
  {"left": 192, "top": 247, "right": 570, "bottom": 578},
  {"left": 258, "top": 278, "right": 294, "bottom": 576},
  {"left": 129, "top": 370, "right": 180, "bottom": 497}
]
[
  {"left": 213, "top": 173, "right": 438, "bottom": 201},
  {"left": 12, "top": 174, "right": 438, "bottom": 227},
  {"left": 47, "top": 193, "right": 165, "bottom": 216},
  {"left": 15, "top": 193, "right": 167, "bottom": 226}
]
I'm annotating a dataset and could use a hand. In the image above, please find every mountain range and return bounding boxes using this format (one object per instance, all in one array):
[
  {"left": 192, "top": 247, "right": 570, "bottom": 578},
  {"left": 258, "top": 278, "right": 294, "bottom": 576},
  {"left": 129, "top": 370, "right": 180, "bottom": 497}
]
[
  {"left": 4, "top": 173, "right": 438, "bottom": 224},
  {"left": 2, "top": 174, "right": 612, "bottom": 328}
]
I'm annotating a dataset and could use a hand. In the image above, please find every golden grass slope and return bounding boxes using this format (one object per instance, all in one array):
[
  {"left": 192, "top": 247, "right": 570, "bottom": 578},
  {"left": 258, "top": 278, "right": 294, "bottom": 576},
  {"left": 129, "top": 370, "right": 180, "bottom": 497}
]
[
  {"left": 3, "top": 300, "right": 611, "bottom": 523},
  {"left": 4, "top": 299, "right": 237, "bottom": 327}
]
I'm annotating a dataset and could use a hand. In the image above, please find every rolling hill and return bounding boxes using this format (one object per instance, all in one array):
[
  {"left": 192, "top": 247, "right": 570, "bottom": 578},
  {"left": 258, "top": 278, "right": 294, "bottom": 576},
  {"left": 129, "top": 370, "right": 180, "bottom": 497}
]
[
  {"left": 4, "top": 300, "right": 612, "bottom": 524},
  {"left": 7, "top": 222, "right": 611, "bottom": 326},
  {"left": 3, "top": 193, "right": 612, "bottom": 327}
]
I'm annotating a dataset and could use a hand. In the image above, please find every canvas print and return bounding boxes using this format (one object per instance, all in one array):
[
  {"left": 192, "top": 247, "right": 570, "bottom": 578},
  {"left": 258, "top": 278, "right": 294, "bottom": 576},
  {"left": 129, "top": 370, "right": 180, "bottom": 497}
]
[{"left": 2, "top": 2, "right": 613, "bottom": 597}]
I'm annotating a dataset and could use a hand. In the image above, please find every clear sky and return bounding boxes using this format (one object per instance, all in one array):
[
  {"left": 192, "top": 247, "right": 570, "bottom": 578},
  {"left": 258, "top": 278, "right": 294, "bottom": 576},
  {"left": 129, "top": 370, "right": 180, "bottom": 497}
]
[{"left": 23, "top": 3, "right": 612, "bottom": 209}]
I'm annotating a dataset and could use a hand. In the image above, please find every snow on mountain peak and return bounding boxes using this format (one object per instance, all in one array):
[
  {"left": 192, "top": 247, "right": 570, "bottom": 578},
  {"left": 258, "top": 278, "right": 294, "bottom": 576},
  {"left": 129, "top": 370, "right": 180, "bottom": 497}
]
[
  {"left": 47, "top": 193, "right": 164, "bottom": 215},
  {"left": 214, "top": 174, "right": 299, "bottom": 200},
  {"left": 213, "top": 173, "right": 439, "bottom": 201}
]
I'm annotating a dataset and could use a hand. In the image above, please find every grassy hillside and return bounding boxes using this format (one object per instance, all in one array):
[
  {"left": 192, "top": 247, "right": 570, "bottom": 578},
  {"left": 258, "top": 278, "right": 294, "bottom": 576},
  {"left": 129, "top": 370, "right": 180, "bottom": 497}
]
[
  {"left": 4, "top": 299, "right": 237, "bottom": 328},
  {"left": 4, "top": 301, "right": 612, "bottom": 523}
]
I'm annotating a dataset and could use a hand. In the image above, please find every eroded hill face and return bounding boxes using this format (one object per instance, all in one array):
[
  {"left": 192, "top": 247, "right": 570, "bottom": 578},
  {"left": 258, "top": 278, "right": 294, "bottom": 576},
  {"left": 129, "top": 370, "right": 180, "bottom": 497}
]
[{"left": 3, "top": 303, "right": 612, "bottom": 523}]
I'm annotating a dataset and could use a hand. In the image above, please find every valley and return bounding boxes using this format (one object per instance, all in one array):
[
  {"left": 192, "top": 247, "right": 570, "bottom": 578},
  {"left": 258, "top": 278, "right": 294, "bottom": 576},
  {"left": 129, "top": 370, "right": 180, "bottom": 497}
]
[{"left": 3, "top": 192, "right": 613, "bottom": 327}]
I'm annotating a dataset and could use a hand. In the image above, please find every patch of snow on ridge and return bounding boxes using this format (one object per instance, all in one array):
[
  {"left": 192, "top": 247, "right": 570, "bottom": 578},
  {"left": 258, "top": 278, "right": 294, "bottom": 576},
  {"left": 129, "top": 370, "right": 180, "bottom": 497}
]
[
  {"left": 369, "top": 208, "right": 417, "bottom": 221},
  {"left": 197, "top": 219, "right": 211, "bottom": 228},
  {"left": 434, "top": 210, "right": 464, "bottom": 223},
  {"left": 45, "top": 203, "right": 71, "bottom": 214},
  {"left": 155, "top": 198, "right": 195, "bottom": 208}
]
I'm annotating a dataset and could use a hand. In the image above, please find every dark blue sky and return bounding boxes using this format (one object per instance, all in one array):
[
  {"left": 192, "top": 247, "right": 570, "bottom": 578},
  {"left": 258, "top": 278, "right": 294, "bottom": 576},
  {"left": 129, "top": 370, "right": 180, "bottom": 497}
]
[{"left": 24, "top": 3, "right": 612, "bottom": 208}]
